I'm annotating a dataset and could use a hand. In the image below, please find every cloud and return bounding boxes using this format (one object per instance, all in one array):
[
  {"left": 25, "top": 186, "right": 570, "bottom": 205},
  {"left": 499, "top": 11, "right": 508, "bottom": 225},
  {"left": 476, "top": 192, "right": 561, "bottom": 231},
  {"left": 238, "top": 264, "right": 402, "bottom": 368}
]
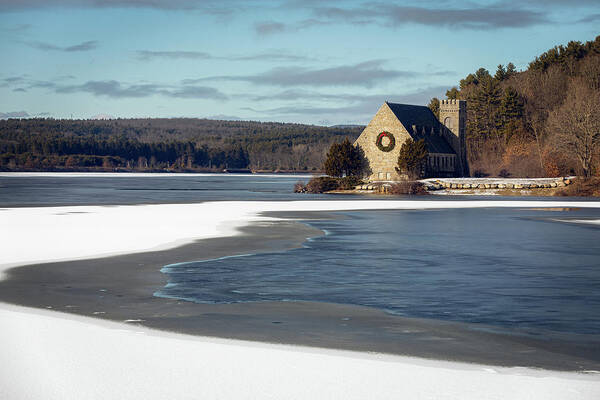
[
  {"left": 28, "top": 81, "right": 57, "bottom": 89},
  {"left": 0, "top": 111, "right": 30, "bottom": 118},
  {"left": 1, "top": 23, "right": 31, "bottom": 31},
  {"left": 166, "top": 85, "right": 227, "bottom": 99},
  {"left": 250, "top": 3, "right": 550, "bottom": 35},
  {"left": 1, "top": 76, "right": 26, "bottom": 86},
  {"left": 136, "top": 49, "right": 310, "bottom": 62},
  {"left": 242, "top": 85, "right": 449, "bottom": 120},
  {"left": 26, "top": 40, "right": 98, "bottom": 52},
  {"left": 64, "top": 40, "right": 98, "bottom": 51},
  {"left": 514, "top": 0, "right": 600, "bottom": 5},
  {"left": 56, "top": 80, "right": 161, "bottom": 97},
  {"left": 2, "top": 75, "right": 227, "bottom": 100},
  {"left": 382, "top": 5, "right": 548, "bottom": 29},
  {"left": 302, "top": 3, "right": 549, "bottom": 30},
  {"left": 312, "top": 6, "right": 378, "bottom": 22},
  {"left": 189, "top": 60, "right": 418, "bottom": 88},
  {"left": 136, "top": 50, "right": 212, "bottom": 60},
  {"left": 53, "top": 79, "right": 227, "bottom": 99},
  {"left": 55, "top": 74, "right": 77, "bottom": 81},
  {"left": 232, "top": 52, "right": 311, "bottom": 62},
  {"left": 0, "top": 0, "right": 242, "bottom": 12},
  {"left": 578, "top": 13, "right": 600, "bottom": 23},
  {"left": 254, "top": 21, "right": 286, "bottom": 35}
]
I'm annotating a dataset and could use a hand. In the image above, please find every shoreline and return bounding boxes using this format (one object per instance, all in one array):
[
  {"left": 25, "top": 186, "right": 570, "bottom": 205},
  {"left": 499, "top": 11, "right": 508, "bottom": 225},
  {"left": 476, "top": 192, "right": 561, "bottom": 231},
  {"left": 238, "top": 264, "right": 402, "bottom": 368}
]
[
  {"left": 1, "top": 207, "right": 600, "bottom": 371},
  {"left": 0, "top": 171, "right": 319, "bottom": 177}
]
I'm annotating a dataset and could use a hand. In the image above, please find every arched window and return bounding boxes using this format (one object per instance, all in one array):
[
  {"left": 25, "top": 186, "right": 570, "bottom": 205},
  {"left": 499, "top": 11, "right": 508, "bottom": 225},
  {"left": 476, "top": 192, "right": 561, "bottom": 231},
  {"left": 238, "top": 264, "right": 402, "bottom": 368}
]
[{"left": 444, "top": 117, "right": 453, "bottom": 130}]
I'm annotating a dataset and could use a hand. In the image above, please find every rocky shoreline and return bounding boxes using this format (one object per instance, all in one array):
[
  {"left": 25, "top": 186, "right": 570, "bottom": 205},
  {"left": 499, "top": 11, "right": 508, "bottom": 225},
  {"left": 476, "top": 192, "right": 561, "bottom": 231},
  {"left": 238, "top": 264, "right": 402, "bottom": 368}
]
[{"left": 351, "top": 177, "right": 575, "bottom": 195}]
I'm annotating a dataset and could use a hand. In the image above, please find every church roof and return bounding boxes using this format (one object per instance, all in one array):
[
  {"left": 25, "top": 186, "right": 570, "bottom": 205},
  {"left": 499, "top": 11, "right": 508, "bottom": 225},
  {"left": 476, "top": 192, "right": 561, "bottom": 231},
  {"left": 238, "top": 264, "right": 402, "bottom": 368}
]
[
  {"left": 386, "top": 102, "right": 439, "bottom": 128},
  {"left": 386, "top": 102, "right": 455, "bottom": 154}
]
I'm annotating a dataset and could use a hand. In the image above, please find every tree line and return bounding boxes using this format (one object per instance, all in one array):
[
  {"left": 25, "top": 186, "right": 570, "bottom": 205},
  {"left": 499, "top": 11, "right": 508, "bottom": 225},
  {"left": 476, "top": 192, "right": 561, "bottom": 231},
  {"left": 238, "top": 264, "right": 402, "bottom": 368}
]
[{"left": 0, "top": 118, "right": 360, "bottom": 172}]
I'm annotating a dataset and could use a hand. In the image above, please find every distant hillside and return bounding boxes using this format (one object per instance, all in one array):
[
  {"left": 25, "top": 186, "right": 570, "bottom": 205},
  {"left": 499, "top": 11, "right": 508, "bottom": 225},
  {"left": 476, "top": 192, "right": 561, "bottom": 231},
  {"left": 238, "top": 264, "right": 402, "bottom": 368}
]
[
  {"left": 433, "top": 35, "right": 600, "bottom": 178},
  {"left": 0, "top": 118, "right": 361, "bottom": 172},
  {"left": 329, "top": 124, "right": 366, "bottom": 129}
]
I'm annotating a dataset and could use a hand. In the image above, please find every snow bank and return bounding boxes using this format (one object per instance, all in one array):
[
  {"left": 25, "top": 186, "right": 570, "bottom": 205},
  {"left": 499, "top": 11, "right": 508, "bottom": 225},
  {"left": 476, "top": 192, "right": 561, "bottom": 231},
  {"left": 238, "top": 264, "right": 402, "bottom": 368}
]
[
  {"left": 1, "top": 303, "right": 598, "bottom": 400},
  {"left": 2, "top": 199, "right": 600, "bottom": 399},
  {"left": 557, "top": 219, "right": 600, "bottom": 225},
  {"left": 3, "top": 200, "right": 600, "bottom": 278}
]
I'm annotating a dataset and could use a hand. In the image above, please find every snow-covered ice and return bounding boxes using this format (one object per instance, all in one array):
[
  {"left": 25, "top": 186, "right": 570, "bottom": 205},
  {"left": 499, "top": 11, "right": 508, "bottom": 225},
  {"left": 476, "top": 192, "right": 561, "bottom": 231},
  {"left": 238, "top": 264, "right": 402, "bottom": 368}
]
[
  {"left": 2, "top": 199, "right": 600, "bottom": 399},
  {"left": 1, "top": 303, "right": 599, "bottom": 400},
  {"left": 3, "top": 199, "right": 600, "bottom": 276}
]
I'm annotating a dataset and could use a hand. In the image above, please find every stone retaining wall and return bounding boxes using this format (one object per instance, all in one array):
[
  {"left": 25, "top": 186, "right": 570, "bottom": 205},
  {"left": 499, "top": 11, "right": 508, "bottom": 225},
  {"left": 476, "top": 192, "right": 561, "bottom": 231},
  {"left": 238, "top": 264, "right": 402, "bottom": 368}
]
[
  {"left": 353, "top": 177, "right": 574, "bottom": 193},
  {"left": 426, "top": 177, "right": 572, "bottom": 191}
]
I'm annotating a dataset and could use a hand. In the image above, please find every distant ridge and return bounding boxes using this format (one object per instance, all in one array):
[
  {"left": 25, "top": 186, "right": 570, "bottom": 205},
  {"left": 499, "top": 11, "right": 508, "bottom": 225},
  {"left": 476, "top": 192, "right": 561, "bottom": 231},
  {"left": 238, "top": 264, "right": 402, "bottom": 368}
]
[
  {"left": 90, "top": 114, "right": 115, "bottom": 120},
  {"left": 329, "top": 124, "right": 365, "bottom": 129}
]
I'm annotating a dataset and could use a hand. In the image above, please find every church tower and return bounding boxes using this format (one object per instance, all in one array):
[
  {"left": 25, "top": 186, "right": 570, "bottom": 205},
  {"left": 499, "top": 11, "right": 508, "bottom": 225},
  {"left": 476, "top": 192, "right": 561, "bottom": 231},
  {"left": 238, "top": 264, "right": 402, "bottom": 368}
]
[{"left": 439, "top": 99, "right": 468, "bottom": 176}]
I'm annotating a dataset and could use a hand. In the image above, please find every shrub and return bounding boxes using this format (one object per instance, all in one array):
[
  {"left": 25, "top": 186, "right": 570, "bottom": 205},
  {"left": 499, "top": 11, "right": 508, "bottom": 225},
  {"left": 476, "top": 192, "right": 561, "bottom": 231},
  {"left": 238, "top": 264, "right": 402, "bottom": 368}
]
[
  {"left": 338, "top": 176, "right": 363, "bottom": 190},
  {"left": 389, "top": 181, "right": 428, "bottom": 195},
  {"left": 305, "top": 177, "right": 341, "bottom": 193},
  {"left": 498, "top": 169, "right": 511, "bottom": 178},
  {"left": 294, "top": 181, "right": 307, "bottom": 193},
  {"left": 555, "top": 177, "right": 600, "bottom": 197},
  {"left": 473, "top": 169, "right": 489, "bottom": 177}
]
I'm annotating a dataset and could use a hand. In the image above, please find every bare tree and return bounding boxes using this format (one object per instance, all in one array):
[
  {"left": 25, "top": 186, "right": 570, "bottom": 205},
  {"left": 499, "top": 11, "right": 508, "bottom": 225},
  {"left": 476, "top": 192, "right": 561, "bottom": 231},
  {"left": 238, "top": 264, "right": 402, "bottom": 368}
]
[
  {"left": 547, "top": 79, "right": 600, "bottom": 177},
  {"left": 521, "top": 66, "right": 568, "bottom": 171}
]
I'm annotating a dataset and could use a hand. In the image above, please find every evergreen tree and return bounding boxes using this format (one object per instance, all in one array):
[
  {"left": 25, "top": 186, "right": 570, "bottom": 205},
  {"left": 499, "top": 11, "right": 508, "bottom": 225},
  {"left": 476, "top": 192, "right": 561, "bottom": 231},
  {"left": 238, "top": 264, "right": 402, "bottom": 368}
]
[
  {"left": 323, "top": 138, "right": 363, "bottom": 177},
  {"left": 397, "top": 138, "right": 428, "bottom": 179},
  {"left": 499, "top": 88, "right": 524, "bottom": 122},
  {"left": 494, "top": 64, "right": 507, "bottom": 81},
  {"left": 428, "top": 98, "right": 440, "bottom": 117},
  {"left": 505, "top": 62, "right": 517, "bottom": 78},
  {"left": 446, "top": 87, "right": 460, "bottom": 99},
  {"left": 499, "top": 87, "right": 525, "bottom": 142}
]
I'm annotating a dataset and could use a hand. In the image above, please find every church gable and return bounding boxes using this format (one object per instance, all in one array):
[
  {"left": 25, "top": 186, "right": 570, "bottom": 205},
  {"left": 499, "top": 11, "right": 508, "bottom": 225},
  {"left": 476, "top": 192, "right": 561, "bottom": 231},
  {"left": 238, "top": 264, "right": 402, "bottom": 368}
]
[
  {"left": 354, "top": 101, "right": 462, "bottom": 181},
  {"left": 354, "top": 102, "right": 412, "bottom": 181}
]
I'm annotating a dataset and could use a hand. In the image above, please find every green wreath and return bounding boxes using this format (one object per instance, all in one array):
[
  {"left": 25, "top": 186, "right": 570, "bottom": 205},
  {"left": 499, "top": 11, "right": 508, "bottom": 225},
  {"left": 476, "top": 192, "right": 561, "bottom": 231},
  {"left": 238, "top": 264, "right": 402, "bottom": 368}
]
[{"left": 376, "top": 131, "right": 395, "bottom": 152}]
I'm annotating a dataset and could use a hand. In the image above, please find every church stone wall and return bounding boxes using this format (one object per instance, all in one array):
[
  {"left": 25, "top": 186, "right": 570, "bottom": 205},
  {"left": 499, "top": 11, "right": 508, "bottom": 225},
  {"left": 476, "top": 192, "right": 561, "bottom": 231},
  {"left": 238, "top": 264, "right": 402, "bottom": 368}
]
[{"left": 354, "top": 103, "right": 411, "bottom": 181}]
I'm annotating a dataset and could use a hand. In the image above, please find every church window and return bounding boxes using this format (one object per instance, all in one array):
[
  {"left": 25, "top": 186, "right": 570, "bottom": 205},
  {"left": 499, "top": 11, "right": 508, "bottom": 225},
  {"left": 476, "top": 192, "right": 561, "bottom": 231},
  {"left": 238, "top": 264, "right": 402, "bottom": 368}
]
[{"left": 444, "top": 117, "right": 453, "bottom": 130}]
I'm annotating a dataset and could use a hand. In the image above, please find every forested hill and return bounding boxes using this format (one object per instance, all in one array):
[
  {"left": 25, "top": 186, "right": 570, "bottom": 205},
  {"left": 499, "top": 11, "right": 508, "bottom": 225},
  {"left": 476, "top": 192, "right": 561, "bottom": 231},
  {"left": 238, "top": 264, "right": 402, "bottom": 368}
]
[
  {"left": 429, "top": 35, "right": 600, "bottom": 178},
  {"left": 0, "top": 118, "right": 362, "bottom": 172}
]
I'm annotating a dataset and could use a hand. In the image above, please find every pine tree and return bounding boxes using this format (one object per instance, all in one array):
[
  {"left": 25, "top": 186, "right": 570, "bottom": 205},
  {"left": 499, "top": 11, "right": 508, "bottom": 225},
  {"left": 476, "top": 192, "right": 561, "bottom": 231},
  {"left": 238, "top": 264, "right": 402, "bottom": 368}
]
[
  {"left": 500, "top": 87, "right": 524, "bottom": 121},
  {"left": 446, "top": 87, "right": 460, "bottom": 99},
  {"left": 505, "top": 62, "right": 517, "bottom": 78},
  {"left": 494, "top": 64, "right": 507, "bottom": 81},
  {"left": 397, "top": 138, "right": 428, "bottom": 179},
  {"left": 428, "top": 98, "right": 440, "bottom": 117},
  {"left": 323, "top": 138, "right": 363, "bottom": 177}
]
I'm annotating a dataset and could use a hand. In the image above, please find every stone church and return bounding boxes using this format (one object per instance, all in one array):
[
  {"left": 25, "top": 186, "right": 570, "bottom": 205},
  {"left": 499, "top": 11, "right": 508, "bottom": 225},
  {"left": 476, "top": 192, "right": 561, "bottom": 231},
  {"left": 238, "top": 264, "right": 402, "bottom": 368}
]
[{"left": 354, "top": 100, "right": 468, "bottom": 181}]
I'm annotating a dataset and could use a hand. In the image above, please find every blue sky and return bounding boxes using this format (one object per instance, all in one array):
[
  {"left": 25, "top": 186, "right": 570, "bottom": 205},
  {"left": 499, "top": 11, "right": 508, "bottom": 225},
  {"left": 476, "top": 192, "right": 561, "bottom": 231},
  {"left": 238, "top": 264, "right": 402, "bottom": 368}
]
[{"left": 0, "top": 0, "right": 598, "bottom": 125}]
